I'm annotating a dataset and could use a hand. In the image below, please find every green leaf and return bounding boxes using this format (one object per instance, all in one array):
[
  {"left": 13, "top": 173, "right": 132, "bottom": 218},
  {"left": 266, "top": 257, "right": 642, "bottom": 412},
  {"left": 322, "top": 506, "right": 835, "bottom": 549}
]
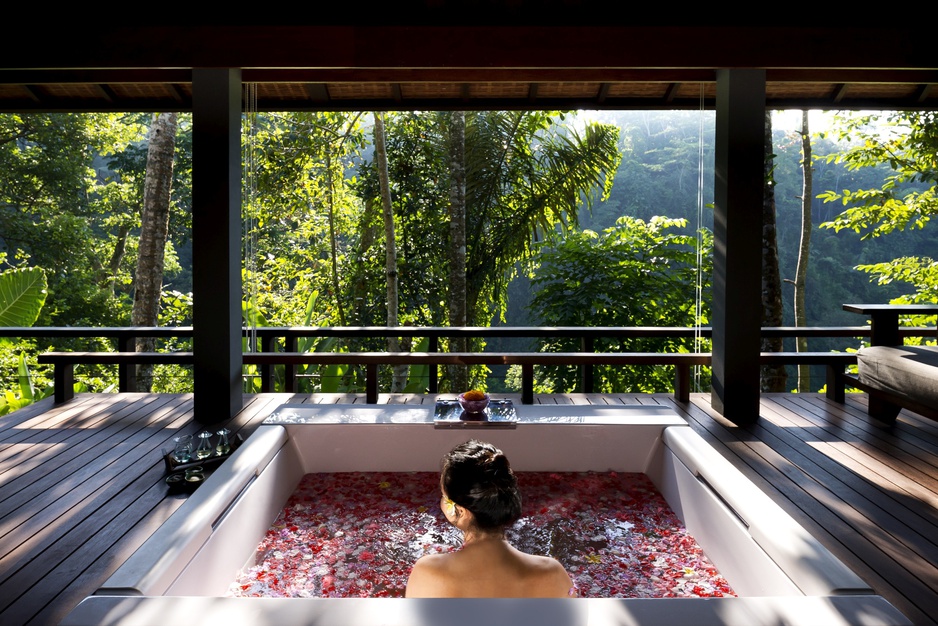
[
  {"left": 320, "top": 363, "right": 346, "bottom": 393},
  {"left": 404, "top": 336, "right": 430, "bottom": 393},
  {"left": 241, "top": 298, "right": 268, "bottom": 328},
  {"left": 0, "top": 267, "right": 48, "bottom": 327},
  {"left": 17, "top": 352, "right": 35, "bottom": 401}
]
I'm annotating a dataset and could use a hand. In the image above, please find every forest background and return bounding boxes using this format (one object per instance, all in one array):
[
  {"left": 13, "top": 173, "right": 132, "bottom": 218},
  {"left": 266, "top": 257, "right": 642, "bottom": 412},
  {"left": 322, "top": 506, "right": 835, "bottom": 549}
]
[{"left": 1, "top": 108, "right": 935, "bottom": 411}]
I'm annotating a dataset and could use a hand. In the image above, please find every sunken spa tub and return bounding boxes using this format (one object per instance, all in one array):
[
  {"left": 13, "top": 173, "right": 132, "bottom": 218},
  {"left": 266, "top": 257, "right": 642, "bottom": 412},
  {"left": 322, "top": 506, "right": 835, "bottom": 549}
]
[{"left": 62, "top": 404, "right": 909, "bottom": 626}]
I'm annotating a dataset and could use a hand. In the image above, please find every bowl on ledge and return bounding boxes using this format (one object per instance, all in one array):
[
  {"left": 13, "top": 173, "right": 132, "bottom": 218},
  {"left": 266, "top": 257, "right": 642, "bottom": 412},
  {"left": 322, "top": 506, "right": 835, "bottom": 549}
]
[{"left": 457, "top": 391, "right": 490, "bottom": 419}]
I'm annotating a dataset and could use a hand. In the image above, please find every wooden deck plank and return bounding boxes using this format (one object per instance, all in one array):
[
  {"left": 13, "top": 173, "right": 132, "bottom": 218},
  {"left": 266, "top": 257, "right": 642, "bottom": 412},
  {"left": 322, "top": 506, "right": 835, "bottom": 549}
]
[
  {"left": 766, "top": 400, "right": 938, "bottom": 558},
  {"left": 0, "top": 396, "right": 192, "bottom": 590},
  {"left": 0, "top": 395, "right": 171, "bottom": 502},
  {"left": 754, "top": 399, "right": 938, "bottom": 588},
  {"left": 0, "top": 391, "right": 935, "bottom": 626},
  {"left": 0, "top": 395, "right": 185, "bottom": 542},
  {"left": 672, "top": 393, "right": 938, "bottom": 626},
  {"left": 0, "top": 395, "right": 98, "bottom": 452}
]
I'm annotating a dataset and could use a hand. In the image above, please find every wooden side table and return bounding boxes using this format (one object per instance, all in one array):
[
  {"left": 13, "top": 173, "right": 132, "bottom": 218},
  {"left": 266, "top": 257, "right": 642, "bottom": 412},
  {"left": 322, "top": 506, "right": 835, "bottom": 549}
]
[{"left": 843, "top": 303, "right": 938, "bottom": 346}]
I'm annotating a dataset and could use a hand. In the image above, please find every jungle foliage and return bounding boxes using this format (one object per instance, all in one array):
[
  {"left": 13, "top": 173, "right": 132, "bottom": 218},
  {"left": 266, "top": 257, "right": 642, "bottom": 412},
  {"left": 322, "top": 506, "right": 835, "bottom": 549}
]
[
  {"left": 818, "top": 111, "right": 938, "bottom": 325},
  {"left": 0, "top": 108, "right": 935, "bottom": 399}
]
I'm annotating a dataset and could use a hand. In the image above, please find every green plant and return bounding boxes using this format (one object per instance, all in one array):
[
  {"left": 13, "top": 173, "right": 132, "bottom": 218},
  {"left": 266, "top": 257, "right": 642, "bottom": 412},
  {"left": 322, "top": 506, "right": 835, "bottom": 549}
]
[{"left": 0, "top": 267, "right": 54, "bottom": 414}]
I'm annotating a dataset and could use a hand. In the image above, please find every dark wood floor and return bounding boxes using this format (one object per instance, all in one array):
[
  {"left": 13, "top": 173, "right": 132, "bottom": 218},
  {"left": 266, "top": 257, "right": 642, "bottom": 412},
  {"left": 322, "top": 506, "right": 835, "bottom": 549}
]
[{"left": 1, "top": 391, "right": 936, "bottom": 626}]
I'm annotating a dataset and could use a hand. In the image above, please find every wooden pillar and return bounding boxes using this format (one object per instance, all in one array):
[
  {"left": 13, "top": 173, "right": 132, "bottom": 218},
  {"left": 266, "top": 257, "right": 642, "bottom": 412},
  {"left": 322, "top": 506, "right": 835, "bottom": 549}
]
[
  {"left": 710, "top": 69, "right": 765, "bottom": 424},
  {"left": 192, "top": 68, "right": 243, "bottom": 423}
]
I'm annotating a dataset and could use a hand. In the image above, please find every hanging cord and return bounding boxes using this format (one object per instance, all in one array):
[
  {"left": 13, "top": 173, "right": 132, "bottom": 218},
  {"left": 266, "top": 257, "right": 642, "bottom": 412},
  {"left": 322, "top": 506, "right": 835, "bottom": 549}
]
[
  {"left": 243, "top": 83, "right": 259, "bottom": 355},
  {"left": 693, "top": 83, "right": 706, "bottom": 392}
]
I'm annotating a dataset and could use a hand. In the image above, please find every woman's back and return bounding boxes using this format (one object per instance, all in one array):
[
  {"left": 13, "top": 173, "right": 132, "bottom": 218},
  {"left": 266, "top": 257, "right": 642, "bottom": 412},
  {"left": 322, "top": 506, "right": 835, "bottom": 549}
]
[
  {"left": 406, "top": 535, "right": 574, "bottom": 597},
  {"left": 405, "top": 439, "right": 576, "bottom": 599}
]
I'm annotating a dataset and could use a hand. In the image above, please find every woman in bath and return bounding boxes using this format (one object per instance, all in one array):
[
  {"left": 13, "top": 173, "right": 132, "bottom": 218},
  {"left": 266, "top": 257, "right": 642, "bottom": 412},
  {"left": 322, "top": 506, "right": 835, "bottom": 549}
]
[{"left": 405, "top": 439, "right": 576, "bottom": 598}]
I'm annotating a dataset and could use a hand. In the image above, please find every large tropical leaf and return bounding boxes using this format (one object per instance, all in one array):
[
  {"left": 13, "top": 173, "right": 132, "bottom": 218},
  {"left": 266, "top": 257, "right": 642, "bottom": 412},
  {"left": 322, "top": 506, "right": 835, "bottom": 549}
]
[{"left": 0, "top": 267, "right": 48, "bottom": 327}]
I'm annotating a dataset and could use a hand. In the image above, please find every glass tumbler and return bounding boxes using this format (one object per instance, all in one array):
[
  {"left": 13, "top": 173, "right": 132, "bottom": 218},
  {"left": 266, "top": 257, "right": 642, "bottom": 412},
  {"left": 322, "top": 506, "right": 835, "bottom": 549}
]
[{"left": 172, "top": 434, "right": 192, "bottom": 463}]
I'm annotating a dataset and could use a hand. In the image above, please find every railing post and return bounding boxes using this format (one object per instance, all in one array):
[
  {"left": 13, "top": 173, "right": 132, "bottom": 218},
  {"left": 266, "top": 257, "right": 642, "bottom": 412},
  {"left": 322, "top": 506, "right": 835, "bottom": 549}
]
[
  {"left": 580, "top": 336, "right": 594, "bottom": 393},
  {"left": 366, "top": 363, "right": 378, "bottom": 403},
  {"left": 260, "top": 334, "right": 277, "bottom": 393},
  {"left": 118, "top": 335, "right": 136, "bottom": 392},
  {"left": 428, "top": 335, "right": 439, "bottom": 393},
  {"left": 54, "top": 363, "right": 75, "bottom": 403},
  {"left": 674, "top": 364, "right": 690, "bottom": 403},
  {"left": 826, "top": 364, "right": 845, "bottom": 403},
  {"left": 522, "top": 363, "right": 534, "bottom": 404},
  {"left": 285, "top": 335, "right": 298, "bottom": 393}
]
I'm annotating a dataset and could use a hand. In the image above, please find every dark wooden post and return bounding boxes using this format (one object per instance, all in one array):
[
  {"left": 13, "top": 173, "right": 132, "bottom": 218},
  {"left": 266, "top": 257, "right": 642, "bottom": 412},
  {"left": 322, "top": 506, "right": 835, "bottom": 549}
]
[
  {"left": 261, "top": 333, "right": 277, "bottom": 392},
  {"left": 428, "top": 335, "right": 439, "bottom": 393},
  {"left": 580, "top": 335, "right": 594, "bottom": 393},
  {"left": 711, "top": 69, "right": 765, "bottom": 424},
  {"left": 118, "top": 334, "right": 135, "bottom": 392},
  {"left": 285, "top": 335, "right": 298, "bottom": 393},
  {"left": 192, "top": 68, "right": 243, "bottom": 423},
  {"left": 366, "top": 363, "right": 378, "bottom": 403},
  {"left": 522, "top": 364, "right": 534, "bottom": 405}
]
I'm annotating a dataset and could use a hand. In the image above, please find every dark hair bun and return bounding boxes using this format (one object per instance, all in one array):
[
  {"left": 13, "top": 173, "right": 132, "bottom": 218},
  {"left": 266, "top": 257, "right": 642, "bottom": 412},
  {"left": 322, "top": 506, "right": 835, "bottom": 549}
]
[
  {"left": 486, "top": 452, "right": 512, "bottom": 477},
  {"left": 442, "top": 440, "right": 522, "bottom": 530}
]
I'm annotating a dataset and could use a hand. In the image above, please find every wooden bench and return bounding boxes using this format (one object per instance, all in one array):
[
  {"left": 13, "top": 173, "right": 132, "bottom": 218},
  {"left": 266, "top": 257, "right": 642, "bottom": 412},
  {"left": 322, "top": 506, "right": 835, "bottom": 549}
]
[
  {"left": 842, "top": 345, "right": 938, "bottom": 423},
  {"left": 37, "top": 351, "right": 196, "bottom": 404},
  {"left": 37, "top": 350, "right": 857, "bottom": 406}
]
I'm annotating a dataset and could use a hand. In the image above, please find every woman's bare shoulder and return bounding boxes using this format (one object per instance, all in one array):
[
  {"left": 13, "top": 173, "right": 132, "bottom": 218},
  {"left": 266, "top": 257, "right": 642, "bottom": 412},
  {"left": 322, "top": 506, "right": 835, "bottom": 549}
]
[
  {"left": 522, "top": 554, "right": 575, "bottom": 597},
  {"left": 405, "top": 553, "right": 452, "bottom": 598}
]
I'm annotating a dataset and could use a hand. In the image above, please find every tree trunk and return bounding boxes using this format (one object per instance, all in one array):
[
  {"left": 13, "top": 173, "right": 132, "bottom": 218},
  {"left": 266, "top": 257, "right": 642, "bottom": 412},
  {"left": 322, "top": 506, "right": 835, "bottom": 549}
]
[
  {"left": 374, "top": 112, "right": 407, "bottom": 391},
  {"left": 104, "top": 222, "right": 131, "bottom": 293},
  {"left": 447, "top": 111, "right": 468, "bottom": 392},
  {"left": 760, "top": 111, "right": 787, "bottom": 392},
  {"left": 795, "top": 111, "right": 813, "bottom": 391},
  {"left": 325, "top": 146, "right": 346, "bottom": 326},
  {"left": 132, "top": 112, "right": 177, "bottom": 391}
]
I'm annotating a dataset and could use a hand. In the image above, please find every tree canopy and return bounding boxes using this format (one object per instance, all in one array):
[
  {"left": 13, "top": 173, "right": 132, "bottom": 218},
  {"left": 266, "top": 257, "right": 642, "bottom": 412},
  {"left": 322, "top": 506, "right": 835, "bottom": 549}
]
[
  {"left": 819, "top": 111, "right": 938, "bottom": 309},
  {"left": 1, "top": 108, "right": 933, "bottom": 398}
]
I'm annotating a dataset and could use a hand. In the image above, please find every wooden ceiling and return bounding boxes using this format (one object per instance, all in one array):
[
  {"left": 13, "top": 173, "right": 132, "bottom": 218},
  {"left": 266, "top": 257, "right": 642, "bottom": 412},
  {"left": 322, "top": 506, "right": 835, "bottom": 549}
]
[{"left": 2, "top": 17, "right": 936, "bottom": 113}]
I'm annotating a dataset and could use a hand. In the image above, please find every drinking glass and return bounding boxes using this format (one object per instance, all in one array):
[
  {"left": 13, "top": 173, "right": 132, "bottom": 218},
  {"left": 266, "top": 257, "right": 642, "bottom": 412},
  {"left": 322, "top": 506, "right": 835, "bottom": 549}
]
[{"left": 172, "top": 435, "right": 192, "bottom": 463}]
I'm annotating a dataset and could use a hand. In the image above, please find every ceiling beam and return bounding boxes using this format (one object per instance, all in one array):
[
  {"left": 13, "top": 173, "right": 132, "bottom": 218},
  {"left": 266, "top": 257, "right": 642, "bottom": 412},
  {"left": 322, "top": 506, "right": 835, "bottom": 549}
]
[{"left": 5, "top": 25, "right": 936, "bottom": 72}]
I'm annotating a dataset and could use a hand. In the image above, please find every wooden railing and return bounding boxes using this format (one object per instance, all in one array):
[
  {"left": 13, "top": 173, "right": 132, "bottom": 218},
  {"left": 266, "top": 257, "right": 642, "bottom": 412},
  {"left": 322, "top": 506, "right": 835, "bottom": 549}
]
[
  {"left": 5, "top": 325, "right": 936, "bottom": 403},
  {"left": 37, "top": 349, "right": 863, "bottom": 405}
]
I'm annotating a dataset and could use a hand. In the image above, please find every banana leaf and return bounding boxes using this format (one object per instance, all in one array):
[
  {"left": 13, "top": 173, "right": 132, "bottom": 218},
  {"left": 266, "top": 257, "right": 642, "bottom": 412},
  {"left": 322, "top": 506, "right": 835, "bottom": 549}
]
[{"left": 0, "top": 267, "right": 47, "bottom": 327}]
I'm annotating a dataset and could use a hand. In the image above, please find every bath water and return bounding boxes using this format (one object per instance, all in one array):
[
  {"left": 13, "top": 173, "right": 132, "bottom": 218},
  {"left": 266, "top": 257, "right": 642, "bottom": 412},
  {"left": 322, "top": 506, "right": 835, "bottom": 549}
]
[{"left": 227, "top": 471, "right": 734, "bottom": 599}]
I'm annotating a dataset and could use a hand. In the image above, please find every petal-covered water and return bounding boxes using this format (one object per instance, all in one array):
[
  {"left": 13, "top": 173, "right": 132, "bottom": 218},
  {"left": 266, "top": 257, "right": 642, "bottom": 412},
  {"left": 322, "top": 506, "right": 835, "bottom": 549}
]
[{"left": 227, "top": 471, "right": 735, "bottom": 599}]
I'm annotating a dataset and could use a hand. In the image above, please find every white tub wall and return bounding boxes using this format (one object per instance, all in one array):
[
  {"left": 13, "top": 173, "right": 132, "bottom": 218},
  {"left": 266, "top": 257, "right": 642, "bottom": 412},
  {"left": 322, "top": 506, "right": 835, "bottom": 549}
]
[
  {"left": 647, "top": 428, "right": 803, "bottom": 597},
  {"left": 166, "top": 426, "right": 306, "bottom": 596},
  {"left": 98, "top": 425, "right": 303, "bottom": 597},
  {"left": 61, "top": 594, "right": 912, "bottom": 626},
  {"left": 652, "top": 427, "right": 872, "bottom": 598},
  {"left": 286, "top": 420, "right": 678, "bottom": 473}
]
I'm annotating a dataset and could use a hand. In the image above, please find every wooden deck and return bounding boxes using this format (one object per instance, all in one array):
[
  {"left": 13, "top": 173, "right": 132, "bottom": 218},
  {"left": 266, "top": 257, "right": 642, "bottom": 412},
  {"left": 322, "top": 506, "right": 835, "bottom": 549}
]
[{"left": 1, "top": 391, "right": 936, "bottom": 626}]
